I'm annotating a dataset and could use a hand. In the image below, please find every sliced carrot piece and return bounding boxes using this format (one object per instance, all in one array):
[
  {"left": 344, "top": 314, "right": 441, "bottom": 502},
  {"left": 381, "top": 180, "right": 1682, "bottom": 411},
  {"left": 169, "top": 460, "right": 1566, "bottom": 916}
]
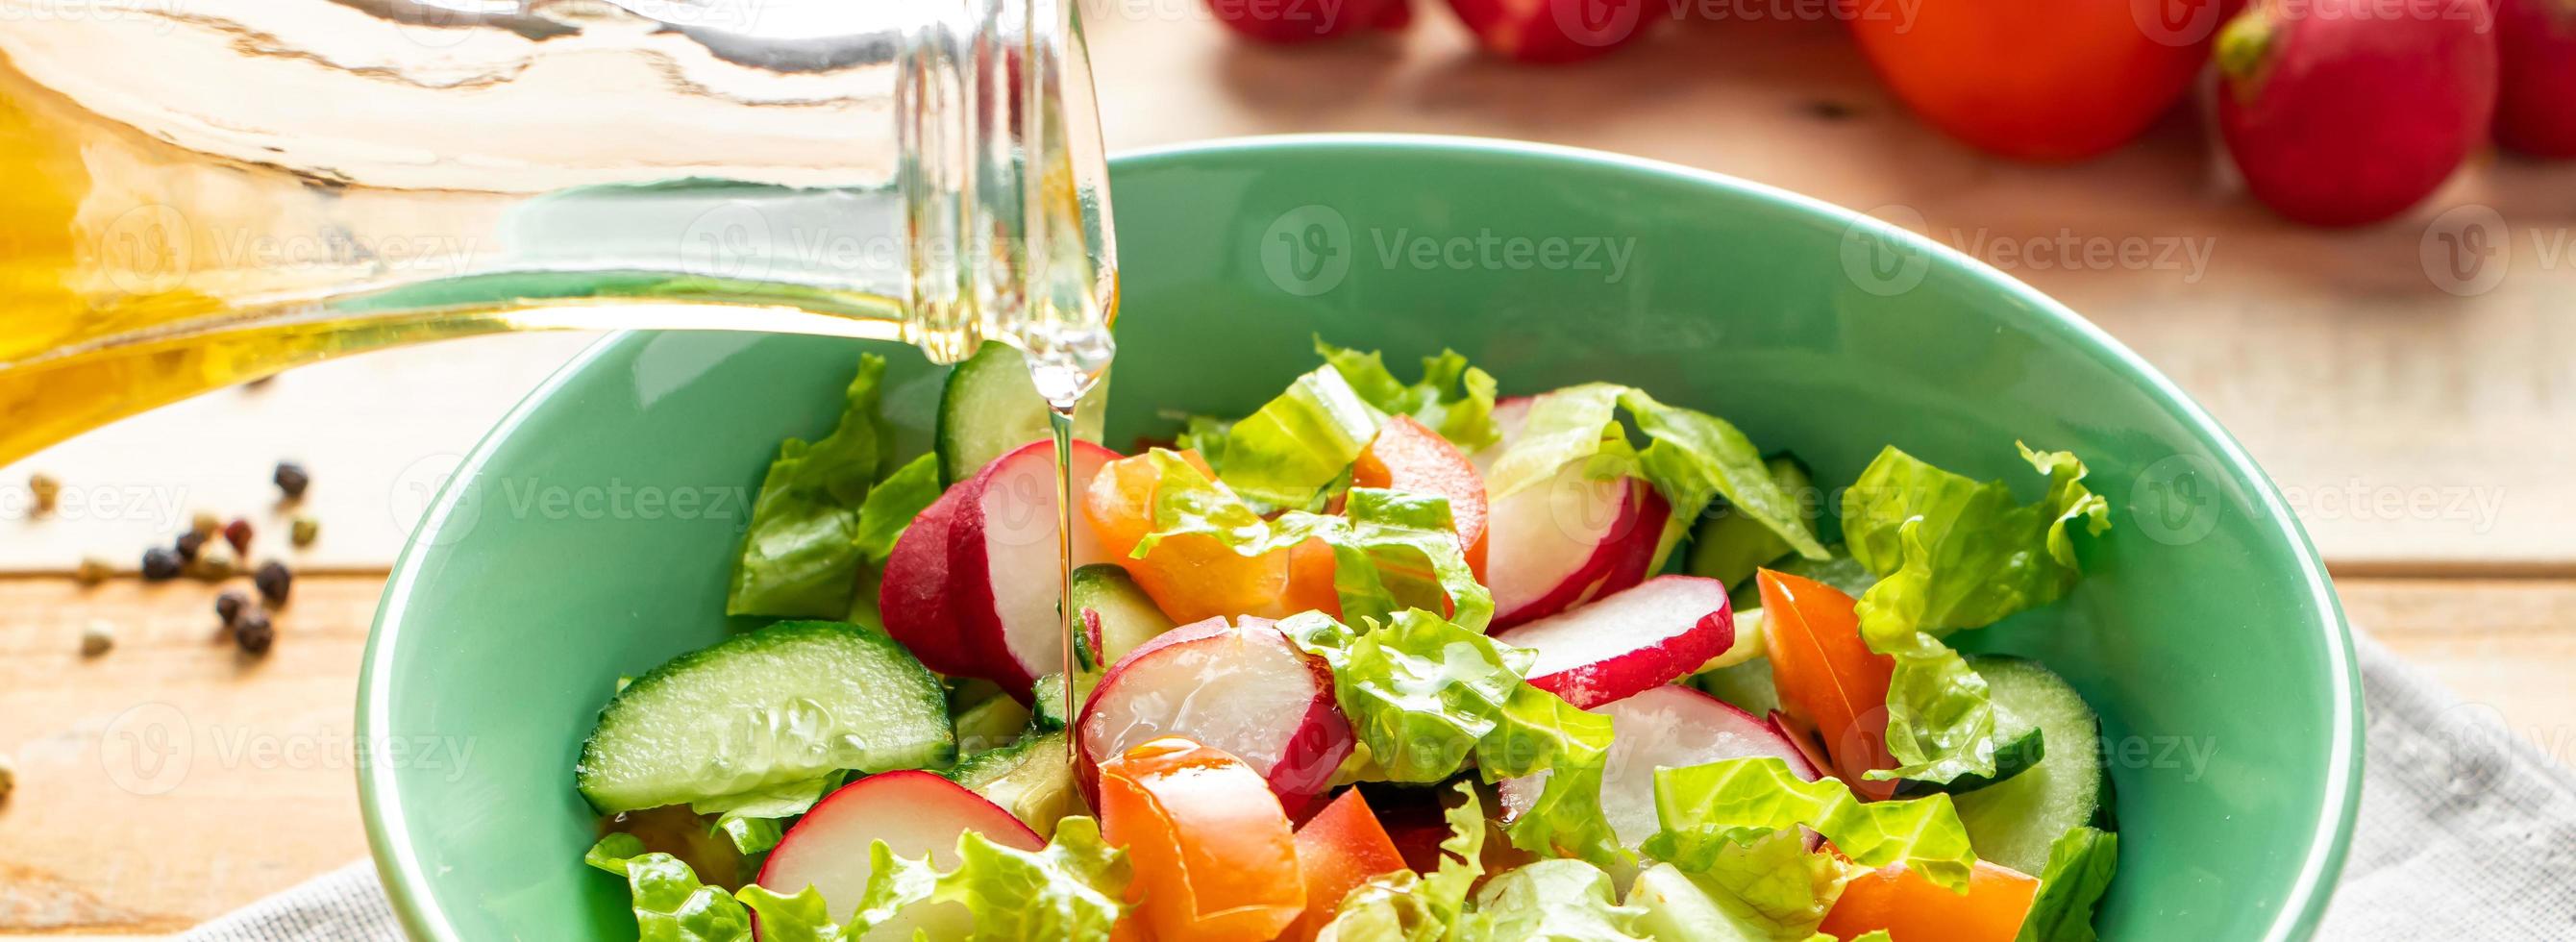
[
  {"left": 1280, "top": 789, "right": 1410, "bottom": 942},
  {"left": 1086, "top": 451, "right": 1297, "bottom": 625},
  {"left": 1817, "top": 860, "right": 2040, "bottom": 942},
  {"left": 1099, "top": 737, "right": 1306, "bottom": 942},
  {"left": 1757, "top": 569, "right": 1898, "bottom": 799}
]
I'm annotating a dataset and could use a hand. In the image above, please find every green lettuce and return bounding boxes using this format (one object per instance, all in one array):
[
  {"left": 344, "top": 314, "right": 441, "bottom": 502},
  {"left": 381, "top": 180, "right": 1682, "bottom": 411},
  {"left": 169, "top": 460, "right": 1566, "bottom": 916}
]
[
  {"left": 1841, "top": 444, "right": 2110, "bottom": 634},
  {"left": 1627, "top": 830, "right": 1852, "bottom": 942},
  {"left": 1324, "top": 781, "right": 1494, "bottom": 942},
  {"left": 2015, "top": 827, "right": 2119, "bottom": 942},
  {"left": 734, "top": 885, "right": 848, "bottom": 942},
  {"left": 729, "top": 355, "right": 900, "bottom": 618},
  {"left": 1687, "top": 456, "right": 1819, "bottom": 590},
  {"left": 1133, "top": 450, "right": 1493, "bottom": 630},
  {"left": 1313, "top": 338, "right": 1501, "bottom": 452},
  {"left": 1213, "top": 363, "right": 1385, "bottom": 508},
  {"left": 1484, "top": 384, "right": 1826, "bottom": 569},
  {"left": 1475, "top": 859, "right": 1649, "bottom": 941},
  {"left": 848, "top": 817, "right": 1130, "bottom": 941},
  {"left": 1841, "top": 444, "right": 2110, "bottom": 785},
  {"left": 1279, "top": 609, "right": 1622, "bottom": 868},
  {"left": 691, "top": 771, "right": 850, "bottom": 855},
  {"left": 852, "top": 453, "right": 942, "bottom": 566},
  {"left": 1645, "top": 757, "right": 1977, "bottom": 894},
  {"left": 1171, "top": 412, "right": 1235, "bottom": 457},
  {"left": 584, "top": 834, "right": 839, "bottom": 942}
]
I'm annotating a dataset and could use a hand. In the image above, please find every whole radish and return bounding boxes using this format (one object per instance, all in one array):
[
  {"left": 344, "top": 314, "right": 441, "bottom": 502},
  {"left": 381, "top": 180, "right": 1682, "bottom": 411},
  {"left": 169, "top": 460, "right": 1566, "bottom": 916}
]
[
  {"left": 1207, "top": 0, "right": 1410, "bottom": 42},
  {"left": 1445, "top": 0, "right": 1657, "bottom": 63},
  {"left": 2494, "top": 0, "right": 2576, "bottom": 156},
  {"left": 2215, "top": 0, "right": 2498, "bottom": 226}
]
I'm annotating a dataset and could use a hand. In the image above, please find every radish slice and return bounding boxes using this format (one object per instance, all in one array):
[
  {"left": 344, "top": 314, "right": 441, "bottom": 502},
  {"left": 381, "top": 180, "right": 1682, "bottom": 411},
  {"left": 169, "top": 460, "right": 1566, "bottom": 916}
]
[
  {"left": 948, "top": 438, "right": 1121, "bottom": 696},
  {"left": 881, "top": 485, "right": 982, "bottom": 677},
  {"left": 1076, "top": 615, "right": 1352, "bottom": 816},
  {"left": 1473, "top": 394, "right": 1667, "bottom": 628},
  {"left": 755, "top": 770, "right": 1042, "bottom": 938},
  {"left": 1493, "top": 575, "right": 1736, "bottom": 708},
  {"left": 1499, "top": 684, "right": 1817, "bottom": 848}
]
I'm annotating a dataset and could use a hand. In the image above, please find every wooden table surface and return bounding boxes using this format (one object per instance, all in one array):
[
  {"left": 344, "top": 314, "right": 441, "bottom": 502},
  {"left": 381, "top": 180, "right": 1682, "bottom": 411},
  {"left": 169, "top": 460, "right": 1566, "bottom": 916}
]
[{"left": 5, "top": 9, "right": 2574, "bottom": 936}]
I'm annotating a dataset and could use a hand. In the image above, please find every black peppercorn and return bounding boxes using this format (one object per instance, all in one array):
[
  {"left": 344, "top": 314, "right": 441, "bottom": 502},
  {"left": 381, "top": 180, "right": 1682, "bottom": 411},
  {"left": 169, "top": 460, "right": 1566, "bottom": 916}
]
[
  {"left": 141, "top": 547, "right": 183, "bottom": 582},
  {"left": 174, "top": 530, "right": 207, "bottom": 562},
  {"left": 234, "top": 608, "right": 274, "bottom": 655},
  {"left": 215, "top": 589, "right": 249, "bottom": 626},
  {"left": 254, "top": 560, "right": 292, "bottom": 607},
  {"left": 273, "top": 461, "right": 310, "bottom": 501}
]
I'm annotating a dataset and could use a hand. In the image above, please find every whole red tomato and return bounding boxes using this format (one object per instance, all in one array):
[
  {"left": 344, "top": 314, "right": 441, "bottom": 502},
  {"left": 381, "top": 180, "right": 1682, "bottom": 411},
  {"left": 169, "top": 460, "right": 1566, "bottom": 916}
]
[{"left": 1844, "top": 0, "right": 2233, "bottom": 161}]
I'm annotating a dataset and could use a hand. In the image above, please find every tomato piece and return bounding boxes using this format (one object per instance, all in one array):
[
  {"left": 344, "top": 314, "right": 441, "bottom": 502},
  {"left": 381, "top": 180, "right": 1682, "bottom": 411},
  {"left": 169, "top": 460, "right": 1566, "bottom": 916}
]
[
  {"left": 1757, "top": 569, "right": 1897, "bottom": 800},
  {"left": 1817, "top": 860, "right": 2040, "bottom": 941},
  {"left": 1350, "top": 415, "right": 1489, "bottom": 578},
  {"left": 1098, "top": 737, "right": 1306, "bottom": 942},
  {"left": 1086, "top": 451, "right": 1299, "bottom": 625},
  {"left": 1844, "top": 0, "right": 2225, "bottom": 161},
  {"left": 1280, "top": 789, "right": 1410, "bottom": 942}
]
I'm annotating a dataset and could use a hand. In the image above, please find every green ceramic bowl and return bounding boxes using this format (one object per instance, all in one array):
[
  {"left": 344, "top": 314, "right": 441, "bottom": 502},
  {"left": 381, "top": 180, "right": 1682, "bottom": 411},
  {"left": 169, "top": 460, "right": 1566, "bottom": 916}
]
[{"left": 359, "top": 136, "right": 2360, "bottom": 940}]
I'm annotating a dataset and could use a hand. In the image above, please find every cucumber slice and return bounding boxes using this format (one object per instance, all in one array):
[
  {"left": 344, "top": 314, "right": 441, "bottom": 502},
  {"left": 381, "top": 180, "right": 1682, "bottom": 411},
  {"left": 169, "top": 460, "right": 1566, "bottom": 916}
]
[
  {"left": 1952, "top": 657, "right": 2109, "bottom": 874},
  {"left": 1692, "top": 654, "right": 1782, "bottom": 719},
  {"left": 953, "top": 695, "right": 1032, "bottom": 756},
  {"left": 1029, "top": 673, "right": 1073, "bottom": 732},
  {"left": 934, "top": 340, "right": 1108, "bottom": 486},
  {"left": 941, "top": 730, "right": 1083, "bottom": 838},
  {"left": 576, "top": 621, "right": 954, "bottom": 813},
  {"left": 1071, "top": 564, "right": 1177, "bottom": 674}
]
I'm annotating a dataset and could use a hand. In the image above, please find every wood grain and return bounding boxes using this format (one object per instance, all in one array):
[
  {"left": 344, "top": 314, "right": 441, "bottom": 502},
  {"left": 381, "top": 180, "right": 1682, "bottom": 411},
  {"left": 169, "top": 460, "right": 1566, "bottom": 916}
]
[{"left": 0, "top": 572, "right": 2566, "bottom": 932}]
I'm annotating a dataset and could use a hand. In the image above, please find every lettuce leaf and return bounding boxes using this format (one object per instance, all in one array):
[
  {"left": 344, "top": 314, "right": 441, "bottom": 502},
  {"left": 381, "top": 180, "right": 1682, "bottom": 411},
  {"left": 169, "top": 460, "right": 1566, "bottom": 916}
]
[
  {"left": 1474, "top": 859, "right": 1649, "bottom": 941},
  {"left": 852, "top": 453, "right": 941, "bottom": 566},
  {"left": 1171, "top": 412, "right": 1234, "bottom": 457},
  {"left": 1279, "top": 609, "right": 1622, "bottom": 869},
  {"left": 1626, "top": 830, "right": 1852, "bottom": 942},
  {"left": 1687, "top": 456, "right": 1818, "bottom": 591},
  {"left": 1133, "top": 451, "right": 1492, "bottom": 630},
  {"left": 1484, "top": 384, "right": 1826, "bottom": 569},
  {"left": 730, "top": 355, "right": 899, "bottom": 618},
  {"left": 850, "top": 817, "right": 1130, "bottom": 941},
  {"left": 690, "top": 771, "right": 848, "bottom": 855},
  {"left": 1313, "top": 337, "right": 1501, "bottom": 452},
  {"left": 1841, "top": 444, "right": 2110, "bottom": 635},
  {"left": 582, "top": 835, "right": 768, "bottom": 942},
  {"left": 2015, "top": 827, "right": 2119, "bottom": 942},
  {"left": 1324, "top": 781, "right": 1494, "bottom": 942},
  {"left": 1644, "top": 757, "right": 1977, "bottom": 894},
  {"left": 733, "top": 885, "right": 848, "bottom": 942},
  {"left": 1854, "top": 522, "right": 2006, "bottom": 784},
  {"left": 1214, "top": 363, "right": 1386, "bottom": 509}
]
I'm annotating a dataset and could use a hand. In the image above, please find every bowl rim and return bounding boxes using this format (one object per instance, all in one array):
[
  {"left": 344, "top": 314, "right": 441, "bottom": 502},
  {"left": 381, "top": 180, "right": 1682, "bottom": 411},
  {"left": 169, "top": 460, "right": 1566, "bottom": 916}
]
[{"left": 358, "top": 132, "right": 2363, "bottom": 942}]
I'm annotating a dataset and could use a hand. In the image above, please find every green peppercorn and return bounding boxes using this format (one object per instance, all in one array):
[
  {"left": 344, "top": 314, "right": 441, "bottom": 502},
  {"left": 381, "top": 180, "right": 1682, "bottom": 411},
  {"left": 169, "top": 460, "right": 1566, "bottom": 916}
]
[
  {"left": 80, "top": 619, "right": 113, "bottom": 657},
  {"left": 290, "top": 516, "right": 319, "bottom": 548},
  {"left": 190, "top": 511, "right": 223, "bottom": 538},
  {"left": 74, "top": 557, "right": 114, "bottom": 586},
  {"left": 27, "top": 473, "right": 60, "bottom": 515}
]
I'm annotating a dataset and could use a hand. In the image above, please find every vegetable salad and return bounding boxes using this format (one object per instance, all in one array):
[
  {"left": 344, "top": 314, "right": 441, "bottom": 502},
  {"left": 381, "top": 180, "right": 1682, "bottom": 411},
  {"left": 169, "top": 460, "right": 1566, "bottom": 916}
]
[{"left": 572, "top": 338, "right": 2122, "bottom": 941}]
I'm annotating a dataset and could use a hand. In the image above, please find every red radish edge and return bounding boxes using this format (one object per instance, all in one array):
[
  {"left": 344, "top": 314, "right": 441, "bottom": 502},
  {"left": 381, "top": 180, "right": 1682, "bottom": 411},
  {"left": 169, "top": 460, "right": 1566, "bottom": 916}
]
[
  {"left": 755, "top": 770, "right": 1041, "bottom": 938},
  {"left": 1475, "top": 394, "right": 1668, "bottom": 629},
  {"left": 880, "top": 485, "right": 983, "bottom": 677},
  {"left": 1076, "top": 615, "right": 1353, "bottom": 817},
  {"left": 1493, "top": 575, "right": 1734, "bottom": 708},
  {"left": 1499, "top": 684, "right": 1816, "bottom": 848},
  {"left": 947, "top": 439, "right": 1120, "bottom": 698}
]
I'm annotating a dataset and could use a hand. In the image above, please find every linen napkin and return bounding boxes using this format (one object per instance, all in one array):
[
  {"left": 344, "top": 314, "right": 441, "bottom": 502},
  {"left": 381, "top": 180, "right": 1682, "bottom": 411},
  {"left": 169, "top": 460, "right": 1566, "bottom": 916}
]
[{"left": 181, "top": 632, "right": 2576, "bottom": 941}]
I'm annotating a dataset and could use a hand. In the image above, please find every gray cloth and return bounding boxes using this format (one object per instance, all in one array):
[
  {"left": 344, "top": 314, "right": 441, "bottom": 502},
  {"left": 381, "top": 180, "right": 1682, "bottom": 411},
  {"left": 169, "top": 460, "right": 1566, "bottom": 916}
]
[
  {"left": 186, "top": 632, "right": 2576, "bottom": 941},
  {"left": 2319, "top": 632, "right": 2576, "bottom": 937}
]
